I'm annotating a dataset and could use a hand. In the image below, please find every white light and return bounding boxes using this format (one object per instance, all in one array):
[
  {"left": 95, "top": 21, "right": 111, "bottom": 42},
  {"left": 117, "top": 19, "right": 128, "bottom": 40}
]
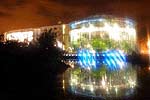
[
  {"left": 71, "top": 64, "right": 74, "bottom": 68},
  {"left": 101, "top": 77, "right": 106, "bottom": 88},
  {"left": 57, "top": 40, "right": 63, "bottom": 48},
  {"left": 115, "top": 87, "right": 118, "bottom": 94},
  {"left": 70, "top": 20, "right": 136, "bottom": 43},
  {"left": 106, "top": 87, "right": 109, "bottom": 93},
  {"left": 90, "top": 85, "right": 94, "bottom": 92},
  {"left": 83, "top": 86, "right": 85, "bottom": 90},
  {"left": 6, "top": 31, "right": 33, "bottom": 43}
]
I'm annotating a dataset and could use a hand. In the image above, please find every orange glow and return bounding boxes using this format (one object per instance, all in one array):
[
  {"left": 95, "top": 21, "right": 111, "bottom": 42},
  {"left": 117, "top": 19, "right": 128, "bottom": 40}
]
[{"left": 147, "top": 33, "right": 150, "bottom": 54}]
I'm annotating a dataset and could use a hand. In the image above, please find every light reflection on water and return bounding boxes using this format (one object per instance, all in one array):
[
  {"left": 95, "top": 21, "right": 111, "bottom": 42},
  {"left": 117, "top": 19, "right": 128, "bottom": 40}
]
[{"left": 63, "top": 63, "right": 138, "bottom": 99}]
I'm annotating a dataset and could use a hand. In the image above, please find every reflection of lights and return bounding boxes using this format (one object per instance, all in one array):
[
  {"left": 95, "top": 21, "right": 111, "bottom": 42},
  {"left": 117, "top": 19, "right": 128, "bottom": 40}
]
[
  {"left": 93, "top": 81, "right": 95, "bottom": 85},
  {"left": 63, "top": 79, "right": 65, "bottom": 89},
  {"left": 68, "top": 66, "right": 137, "bottom": 97},
  {"left": 115, "top": 87, "right": 118, "bottom": 94},
  {"left": 106, "top": 87, "right": 108, "bottom": 92},
  {"left": 129, "top": 80, "right": 136, "bottom": 88},
  {"left": 71, "top": 78, "right": 78, "bottom": 85},
  {"left": 101, "top": 77, "right": 106, "bottom": 88},
  {"left": 124, "top": 76, "right": 126, "bottom": 79},
  {"left": 83, "top": 87, "right": 85, "bottom": 90},
  {"left": 90, "top": 85, "right": 94, "bottom": 92}
]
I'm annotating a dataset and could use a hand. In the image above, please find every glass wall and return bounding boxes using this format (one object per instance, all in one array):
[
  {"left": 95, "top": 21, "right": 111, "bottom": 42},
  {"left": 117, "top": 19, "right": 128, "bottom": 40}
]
[
  {"left": 69, "top": 17, "right": 136, "bottom": 53},
  {"left": 64, "top": 16, "right": 138, "bottom": 98}
]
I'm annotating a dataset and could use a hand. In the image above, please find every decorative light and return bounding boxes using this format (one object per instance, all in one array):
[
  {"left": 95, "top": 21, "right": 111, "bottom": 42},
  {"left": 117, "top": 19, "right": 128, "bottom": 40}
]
[
  {"left": 103, "top": 50, "right": 127, "bottom": 71},
  {"left": 77, "top": 49, "right": 97, "bottom": 70}
]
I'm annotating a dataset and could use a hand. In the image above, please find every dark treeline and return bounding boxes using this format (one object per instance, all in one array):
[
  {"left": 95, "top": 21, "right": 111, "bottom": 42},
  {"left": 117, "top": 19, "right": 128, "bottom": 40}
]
[{"left": 0, "top": 30, "right": 69, "bottom": 100}]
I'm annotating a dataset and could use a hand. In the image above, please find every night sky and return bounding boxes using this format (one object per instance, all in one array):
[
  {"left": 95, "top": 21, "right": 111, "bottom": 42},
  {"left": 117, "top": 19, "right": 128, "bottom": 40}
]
[{"left": 0, "top": 0, "right": 150, "bottom": 33}]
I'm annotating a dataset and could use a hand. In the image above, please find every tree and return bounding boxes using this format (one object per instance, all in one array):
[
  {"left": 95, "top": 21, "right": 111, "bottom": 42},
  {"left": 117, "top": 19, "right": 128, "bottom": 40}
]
[{"left": 37, "top": 29, "right": 57, "bottom": 48}]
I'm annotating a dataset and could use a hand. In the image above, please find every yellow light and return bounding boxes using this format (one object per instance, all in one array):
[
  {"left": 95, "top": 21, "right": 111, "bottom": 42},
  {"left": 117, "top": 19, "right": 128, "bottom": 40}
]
[
  {"left": 62, "top": 79, "right": 65, "bottom": 89},
  {"left": 148, "top": 66, "right": 150, "bottom": 71},
  {"left": 147, "top": 40, "right": 150, "bottom": 49},
  {"left": 62, "top": 24, "right": 66, "bottom": 34}
]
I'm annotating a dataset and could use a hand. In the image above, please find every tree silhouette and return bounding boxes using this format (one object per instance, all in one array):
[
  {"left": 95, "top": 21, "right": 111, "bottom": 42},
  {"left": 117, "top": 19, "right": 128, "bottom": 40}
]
[{"left": 37, "top": 29, "right": 57, "bottom": 48}]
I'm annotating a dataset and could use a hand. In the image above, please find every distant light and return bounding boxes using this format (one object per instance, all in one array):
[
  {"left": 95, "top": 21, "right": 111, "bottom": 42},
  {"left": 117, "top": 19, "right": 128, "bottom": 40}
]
[
  {"left": 62, "top": 24, "right": 66, "bottom": 34},
  {"left": 148, "top": 66, "right": 150, "bottom": 71},
  {"left": 6, "top": 31, "right": 33, "bottom": 42}
]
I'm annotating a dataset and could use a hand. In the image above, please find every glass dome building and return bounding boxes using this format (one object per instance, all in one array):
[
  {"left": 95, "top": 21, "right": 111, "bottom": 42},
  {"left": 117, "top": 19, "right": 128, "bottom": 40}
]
[{"left": 63, "top": 15, "right": 138, "bottom": 99}]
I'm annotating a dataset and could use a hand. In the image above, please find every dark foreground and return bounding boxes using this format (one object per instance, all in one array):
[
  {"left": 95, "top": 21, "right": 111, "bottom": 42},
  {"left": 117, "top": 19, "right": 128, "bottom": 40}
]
[{"left": 0, "top": 42, "right": 150, "bottom": 100}]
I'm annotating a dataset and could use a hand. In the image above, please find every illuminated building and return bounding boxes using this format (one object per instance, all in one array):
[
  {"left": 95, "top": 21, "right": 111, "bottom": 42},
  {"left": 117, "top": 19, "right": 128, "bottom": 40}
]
[
  {"left": 3, "top": 24, "right": 69, "bottom": 48},
  {"left": 2, "top": 15, "right": 138, "bottom": 98},
  {"left": 64, "top": 15, "right": 138, "bottom": 98}
]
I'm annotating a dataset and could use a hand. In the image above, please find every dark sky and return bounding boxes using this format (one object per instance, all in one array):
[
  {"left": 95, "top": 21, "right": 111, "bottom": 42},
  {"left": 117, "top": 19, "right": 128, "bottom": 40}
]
[{"left": 0, "top": 0, "right": 150, "bottom": 33}]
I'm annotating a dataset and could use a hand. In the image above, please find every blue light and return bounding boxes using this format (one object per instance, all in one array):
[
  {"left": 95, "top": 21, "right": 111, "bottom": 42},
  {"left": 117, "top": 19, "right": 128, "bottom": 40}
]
[
  {"left": 77, "top": 49, "right": 127, "bottom": 71},
  {"left": 77, "top": 49, "right": 97, "bottom": 70},
  {"left": 102, "top": 50, "right": 127, "bottom": 71}
]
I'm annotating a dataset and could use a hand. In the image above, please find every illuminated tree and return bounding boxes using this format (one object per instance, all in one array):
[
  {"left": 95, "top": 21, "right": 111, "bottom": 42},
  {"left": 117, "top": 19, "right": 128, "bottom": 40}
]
[{"left": 91, "top": 38, "right": 108, "bottom": 51}]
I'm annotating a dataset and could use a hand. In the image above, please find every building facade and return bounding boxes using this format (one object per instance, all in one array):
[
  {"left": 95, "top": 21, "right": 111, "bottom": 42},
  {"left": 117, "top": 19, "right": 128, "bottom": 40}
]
[{"left": 3, "top": 24, "right": 70, "bottom": 49}]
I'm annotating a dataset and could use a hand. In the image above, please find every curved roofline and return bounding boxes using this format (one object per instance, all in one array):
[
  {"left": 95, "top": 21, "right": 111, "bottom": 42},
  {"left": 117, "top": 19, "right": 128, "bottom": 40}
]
[{"left": 69, "top": 14, "right": 136, "bottom": 26}]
